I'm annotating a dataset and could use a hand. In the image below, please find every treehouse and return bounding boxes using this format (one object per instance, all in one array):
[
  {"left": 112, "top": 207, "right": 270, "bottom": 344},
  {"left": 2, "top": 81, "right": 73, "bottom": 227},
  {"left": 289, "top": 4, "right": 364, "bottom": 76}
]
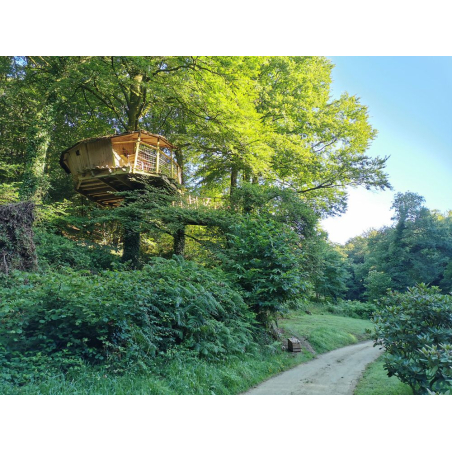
[{"left": 60, "top": 131, "right": 182, "bottom": 206}]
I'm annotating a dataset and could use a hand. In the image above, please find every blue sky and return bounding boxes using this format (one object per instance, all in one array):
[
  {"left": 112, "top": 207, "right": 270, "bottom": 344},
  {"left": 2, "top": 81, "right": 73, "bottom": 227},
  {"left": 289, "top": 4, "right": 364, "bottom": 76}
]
[{"left": 321, "top": 56, "right": 452, "bottom": 244}]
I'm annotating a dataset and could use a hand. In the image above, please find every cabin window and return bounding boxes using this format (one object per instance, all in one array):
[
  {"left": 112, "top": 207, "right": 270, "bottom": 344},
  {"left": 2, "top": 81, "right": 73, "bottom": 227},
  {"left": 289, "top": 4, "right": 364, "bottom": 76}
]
[{"left": 75, "top": 149, "right": 81, "bottom": 156}]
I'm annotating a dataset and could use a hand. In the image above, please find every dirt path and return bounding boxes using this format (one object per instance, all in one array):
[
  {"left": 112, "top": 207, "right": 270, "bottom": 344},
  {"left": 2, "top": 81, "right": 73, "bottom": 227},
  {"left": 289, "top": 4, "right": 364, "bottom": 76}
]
[{"left": 245, "top": 341, "right": 383, "bottom": 395}]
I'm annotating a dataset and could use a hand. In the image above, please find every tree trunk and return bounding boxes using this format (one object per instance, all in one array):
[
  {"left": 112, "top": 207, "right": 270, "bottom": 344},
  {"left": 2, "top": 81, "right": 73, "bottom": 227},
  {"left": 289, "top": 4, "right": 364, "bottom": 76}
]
[
  {"left": 173, "top": 148, "right": 186, "bottom": 255},
  {"left": 121, "top": 74, "right": 146, "bottom": 265},
  {"left": 19, "top": 105, "right": 54, "bottom": 202},
  {"left": 173, "top": 227, "right": 186, "bottom": 256},
  {"left": 0, "top": 202, "right": 38, "bottom": 273},
  {"left": 122, "top": 227, "right": 141, "bottom": 268},
  {"left": 174, "top": 148, "right": 185, "bottom": 185},
  {"left": 127, "top": 73, "right": 144, "bottom": 132}
]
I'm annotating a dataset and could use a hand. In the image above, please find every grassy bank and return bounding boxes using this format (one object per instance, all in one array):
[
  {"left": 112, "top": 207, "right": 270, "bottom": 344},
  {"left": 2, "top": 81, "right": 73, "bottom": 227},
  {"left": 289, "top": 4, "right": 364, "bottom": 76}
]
[
  {"left": 354, "top": 355, "right": 413, "bottom": 395},
  {"left": 279, "top": 311, "right": 373, "bottom": 354},
  {"left": 0, "top": 348, "right": 313, "bottom": 395},
  {"left": 1, "top": 311, "right": 374, "bottom": 395}
]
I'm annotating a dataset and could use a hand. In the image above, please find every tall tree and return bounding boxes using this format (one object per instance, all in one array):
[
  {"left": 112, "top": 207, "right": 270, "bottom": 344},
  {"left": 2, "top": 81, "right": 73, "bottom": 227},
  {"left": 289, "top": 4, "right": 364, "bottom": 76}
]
[
  {"left": 2, "top": 56, "right": 394, "bottom": 262},
  {"left": 343, "top": 193, "right": 452, "bottom": 299}
]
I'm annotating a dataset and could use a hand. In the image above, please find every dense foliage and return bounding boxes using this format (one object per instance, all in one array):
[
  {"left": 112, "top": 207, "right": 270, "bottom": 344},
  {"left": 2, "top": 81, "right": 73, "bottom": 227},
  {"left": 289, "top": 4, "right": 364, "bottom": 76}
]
[
  {"left": 222, "top": 217, "right": 310, "bottom": 325},
  {"left": 0, "top": 257, "right": 255, "bottom": 384},
  {"left": 0, "top": 56, "right": 389, "bottom": 208},
  {"left": 35, "top": 230, "right": 119, "bottom": 271},
  {"left": 372, "top": 285, "right": 452, "bottom": 394}
]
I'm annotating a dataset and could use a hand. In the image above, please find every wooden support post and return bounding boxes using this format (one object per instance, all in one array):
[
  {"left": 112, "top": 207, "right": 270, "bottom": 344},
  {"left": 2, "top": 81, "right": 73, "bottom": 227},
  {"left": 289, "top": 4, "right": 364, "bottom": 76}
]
[
  {"left": 133, "top": 133, "right": 141, "bottom": 174},
  {"left": 156, "top": 137, "right": 160, "bottom": 173},
  {"left": 170, "top": 148, "right": 174, "bottom": 179}
]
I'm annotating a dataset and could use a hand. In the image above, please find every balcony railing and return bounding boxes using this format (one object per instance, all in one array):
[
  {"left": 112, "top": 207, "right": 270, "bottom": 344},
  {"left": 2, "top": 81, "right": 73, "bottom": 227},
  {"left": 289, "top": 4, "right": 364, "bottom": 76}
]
[{"left": 133, "top": 142, "right": 182, "bottom": 184}]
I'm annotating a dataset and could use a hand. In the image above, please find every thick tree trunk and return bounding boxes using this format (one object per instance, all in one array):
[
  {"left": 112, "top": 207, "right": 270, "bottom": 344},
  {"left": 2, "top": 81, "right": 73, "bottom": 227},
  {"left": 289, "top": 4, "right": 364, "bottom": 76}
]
[
  {"left": 19, "top": 105, "right": 54, "bottom": 202},
  {"left": 173, "top": 227, "right": 186, "bottom": 256},
  {"left": 174, "top": 148, "right": 185, "bottom": 185},
  {"left": 0, "top": 202, "right": 38, "bottom": 273},
  {"left": 121, "top": 75, "right": 146, "bottom": 265},
  {"left": 127, "top": 73, "right": 144, "bottom": 132},
  {"left": 172, "top": 148, "right": 186, "bottom": 255},
  {"left": 122, "top": 227, "right": 141, "bottom": 268}
]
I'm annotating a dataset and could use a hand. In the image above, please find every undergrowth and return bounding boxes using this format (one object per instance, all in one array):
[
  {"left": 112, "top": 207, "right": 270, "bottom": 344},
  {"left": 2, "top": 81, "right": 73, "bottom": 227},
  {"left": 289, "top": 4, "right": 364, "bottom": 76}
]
[
  {"left": 0, "top": 256, "right": 255, "bottom": 386},
  {"left": 0, "top": 347, "right": 313, "bottom": 395}
]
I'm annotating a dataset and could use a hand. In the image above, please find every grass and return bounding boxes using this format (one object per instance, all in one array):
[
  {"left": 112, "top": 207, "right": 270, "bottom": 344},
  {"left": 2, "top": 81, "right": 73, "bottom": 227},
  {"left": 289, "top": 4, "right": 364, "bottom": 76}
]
[
  {"left": 0, "top": 310, "right": 374, "bottom": 395},
  {"left": 0, "top": 347, "right": 314, "bottom": 395},
  {"left": 279, "top": 311, "right": 373, "bottom": 354},
  {"left": 354, "top": 355, "right": 413, "bottom": 395}
]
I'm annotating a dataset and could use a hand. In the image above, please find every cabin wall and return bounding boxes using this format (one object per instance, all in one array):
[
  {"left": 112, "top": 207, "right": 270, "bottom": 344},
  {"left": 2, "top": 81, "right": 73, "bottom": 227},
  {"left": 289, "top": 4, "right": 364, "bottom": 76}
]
[
  {"left": 64, "top": 139, "right": 114, "bottom": 175},
  {"left": 63, "top": 143, "right": 86, "bottom": 175},
  {"left": 85, "top": 139, "right": 114, "bottom": 168}
]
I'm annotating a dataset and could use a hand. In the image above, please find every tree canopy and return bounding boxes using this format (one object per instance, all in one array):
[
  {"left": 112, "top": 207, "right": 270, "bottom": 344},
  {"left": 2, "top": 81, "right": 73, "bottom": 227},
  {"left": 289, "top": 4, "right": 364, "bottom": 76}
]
[{"left": 0, "top": 56, "right": 390, "bottom": 212}]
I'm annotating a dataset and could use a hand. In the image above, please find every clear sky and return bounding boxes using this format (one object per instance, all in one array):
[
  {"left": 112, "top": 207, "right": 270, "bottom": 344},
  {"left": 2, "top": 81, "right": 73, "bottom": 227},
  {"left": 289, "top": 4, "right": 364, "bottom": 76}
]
[{"left": 321, "top": 56, "right": 452, "bottom": 244}]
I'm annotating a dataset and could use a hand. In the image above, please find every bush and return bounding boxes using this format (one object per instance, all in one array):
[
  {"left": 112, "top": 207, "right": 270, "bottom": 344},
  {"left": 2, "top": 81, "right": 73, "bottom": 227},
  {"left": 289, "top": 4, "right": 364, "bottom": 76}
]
[
  {"left": 221, "top": 217, "right": 310, "bottom": 326},
  {"left": 372, "top": 284, "right": 452, "bottom": 394},
  {"left": 325, "top": 300, "right": 376, "bottom": 319},
  {"left": 0, "top": 257, "right": 255, "bottom": 384},
  {"left": 35, "top": 230, "right": 119, "bottom": 270}
]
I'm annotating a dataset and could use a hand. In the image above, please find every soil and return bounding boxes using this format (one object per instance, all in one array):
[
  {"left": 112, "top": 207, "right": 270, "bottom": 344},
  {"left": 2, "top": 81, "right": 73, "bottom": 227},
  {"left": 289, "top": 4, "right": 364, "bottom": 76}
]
[{"left": 244, "top": 340, "right": 383, "bottom": 395}]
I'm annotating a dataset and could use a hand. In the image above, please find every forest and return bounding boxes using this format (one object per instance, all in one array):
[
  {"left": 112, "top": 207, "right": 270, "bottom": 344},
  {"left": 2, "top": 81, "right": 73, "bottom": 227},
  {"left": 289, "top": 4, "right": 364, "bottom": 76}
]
[{"left": 0, "top": 56, "right": 451, "bottom": 395}]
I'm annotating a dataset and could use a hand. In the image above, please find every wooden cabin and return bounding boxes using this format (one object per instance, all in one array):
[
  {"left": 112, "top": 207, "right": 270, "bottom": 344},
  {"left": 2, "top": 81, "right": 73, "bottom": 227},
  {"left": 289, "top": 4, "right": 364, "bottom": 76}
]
[{"left": 60, "top": 131, "right": 182, "bottom": 206}]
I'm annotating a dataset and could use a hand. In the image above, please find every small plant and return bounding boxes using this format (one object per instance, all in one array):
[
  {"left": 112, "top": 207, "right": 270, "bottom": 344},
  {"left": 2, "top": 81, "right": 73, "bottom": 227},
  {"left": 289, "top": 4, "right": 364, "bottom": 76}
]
[{"left": 372, "top": 284, "right": 452, "bottom": 394}]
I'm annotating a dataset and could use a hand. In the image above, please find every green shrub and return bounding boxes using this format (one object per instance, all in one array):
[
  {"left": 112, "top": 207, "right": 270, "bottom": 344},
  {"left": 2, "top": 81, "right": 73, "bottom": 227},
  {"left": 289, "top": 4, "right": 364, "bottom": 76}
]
[
  {"left": 372, "top": 284, "right": 452, "bottom": 394},
  {"left": 0, "top": 257, "right": 255, "bottom": 384},
  {"left": 325, "top": 300, "right": 376, "bottom": 319},
  {"left": 35, "top": 230, "right": 119, "bottom": 270},
  {"left": 222, "top": 217, "right": 310, "bottom": 326}
]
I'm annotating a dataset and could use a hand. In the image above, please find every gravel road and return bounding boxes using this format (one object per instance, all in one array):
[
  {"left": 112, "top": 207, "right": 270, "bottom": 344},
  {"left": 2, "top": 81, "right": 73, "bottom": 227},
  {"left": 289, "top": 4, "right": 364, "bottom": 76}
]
[{"left": 245, "top": 340, "right": 383, "bottom": 395}]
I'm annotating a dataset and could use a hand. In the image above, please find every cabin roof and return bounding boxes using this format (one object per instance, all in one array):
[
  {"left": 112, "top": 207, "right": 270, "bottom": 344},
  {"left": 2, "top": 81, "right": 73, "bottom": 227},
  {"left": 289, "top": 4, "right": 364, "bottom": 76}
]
[{"left": 59, "top": 130, "right": 176, "bottom": 174}]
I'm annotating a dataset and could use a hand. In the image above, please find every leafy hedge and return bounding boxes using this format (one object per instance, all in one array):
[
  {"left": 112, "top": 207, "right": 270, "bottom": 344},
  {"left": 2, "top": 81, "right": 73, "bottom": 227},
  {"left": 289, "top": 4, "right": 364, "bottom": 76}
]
[
  {"left": 0, "top": 257, "right": 255, "bottom": 384},
  {"left": 372, "top": 284, "right": 452, "bottom": 394}
]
